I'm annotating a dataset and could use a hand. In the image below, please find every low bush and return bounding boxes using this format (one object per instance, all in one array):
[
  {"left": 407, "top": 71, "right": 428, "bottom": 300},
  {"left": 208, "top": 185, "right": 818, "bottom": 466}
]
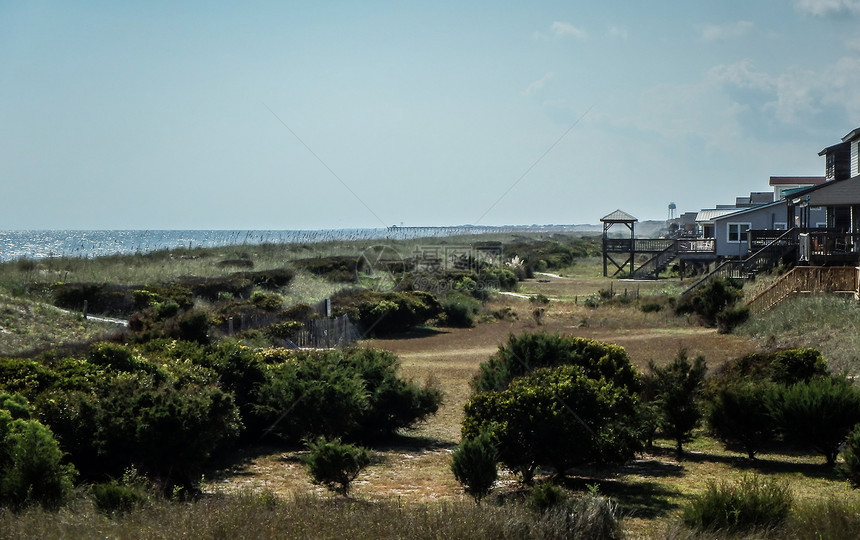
[
  {"left": 236, "top": 268, "right": 295, "bottom": 290},
  {"left": 675, "top": 278, "right": 743, "bottom": 327},
  {"left": 463, "top": 365, "right": 642, "bottom": 484},
  {"left": 838, "top": 423, "right": 860, "bottom": 488},
  {"left": 302, "top": 436, "right": 371, "bottom": 497},
  {"left": 332, "top": 289, "right": 442, "bottom": 335},
  {"left": 706, "top": 380, "right": 778, "bottom": 460},
  {"left": 292, "top": 257, "right": 358, "bottom": 283},
  {"left": 0, "top": 406, "right": 76, "bottom": 510},
  {"left": 472, "top": 332, "right": 640, "bottom": 394},
  {"left": 253, "top": 347, "right": 441, "bottom": 443},
  {"left": 771, "top": 376, "right": 860, "bottom": 465},
  {"left": 441, "top": 294, "right": 480, "bottom": 328},
  {"left": 681, "top": 475, "right": 792, "bottom": 533},
  {"left": 451, "top": 431, "right": 498, "bottom": 503},
  {"left": 526, "top": 482, "right": 567, "bottom": 513},
  {"left": 716, "top": 305, "right": 750, "bottom": 333},
  {"left": 51, "top": 282, "right": 133, "bottom": 315}
]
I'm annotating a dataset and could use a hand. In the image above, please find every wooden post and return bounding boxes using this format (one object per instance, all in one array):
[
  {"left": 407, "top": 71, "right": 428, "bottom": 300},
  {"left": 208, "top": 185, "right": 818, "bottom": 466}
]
[{"left": 82, "top": 300, "right": 88, "bottom": 320}]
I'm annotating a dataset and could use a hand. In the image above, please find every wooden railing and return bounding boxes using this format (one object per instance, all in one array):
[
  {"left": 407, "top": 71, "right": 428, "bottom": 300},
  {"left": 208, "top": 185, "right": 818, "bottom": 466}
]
[
  {"left": 680, "top": 228, "right": 798, "bottom": 301},
  {"left": 745, "top": 266, "right": 857, "bottom": 315},
  {"left": 631, "top": 243, "right": 678, "bottom": 279}
]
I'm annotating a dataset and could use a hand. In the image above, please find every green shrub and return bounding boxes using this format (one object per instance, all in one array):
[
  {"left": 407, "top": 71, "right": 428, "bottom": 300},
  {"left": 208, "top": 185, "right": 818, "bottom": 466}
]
[
  {"left": 640, "top": 301, "right": 662, "bottom": 313},
  {"left": 709, "top": 348, "right": 828, "bottom": 388},
  {"left": 716, "top": 305, "right": 750, "bottom": 333},
  {"left": 0, "top": 409, "right": 76, "bottom": 510},
  {"left": 237, "top": 268, "right": 295, "bottom": 289},
  {"left": 451, "top": 431, "right": 498, "bottom": 503},
  {"left": 769, "top": 348, "right": 828, "bottom": 386},
  {"left": 770, "top": 377, "right": 860, "bottom": 466},
  {"left": 250, "top": 291, "right": 283, "bottom": 311},
  {"left": 463, "top": 365, "right": 642, "bottom": 484},
  {"left": 526, "top": 482, "right": 567, "bottom": 513},
  {"left": 332, "top": 289, "right": 442, "bottom": 335},
  {"left": 302, "top": 436, "right": 371, "bottom": 497},
  {"left": 472, "top": 332, "right": 640, "bottom": 394},
  {"left": 292, "top": 257, "right": 358, "bottom": 282},
  {"left": 441, "top": 294, "right": 480, "bottom": 328},
  {"left": 0, "top": 392, "right": 31, "bottom": 420},
  {"left": 91, "top": 482, "right": 148, "bottom": 515},
  {"left": 681, "top": 475, "right": 792, "bottom": 533},
  {"left": 838, "top": 423, "right": 860, "bottom": 488},
  {"left": 88, "top": 342, "right": 159, "bottom": 374},
  {"left": 676, "top": 278, "right": 743, "bottom": 327},
  {"left": 253, "top": 348, "right": 441, "bottom": 443},
  {"left": 706, "top": 380, "right": 778, "bottom": 460},
  {"left": 51, "top": 282, "right": 133, "bottom": 315}
]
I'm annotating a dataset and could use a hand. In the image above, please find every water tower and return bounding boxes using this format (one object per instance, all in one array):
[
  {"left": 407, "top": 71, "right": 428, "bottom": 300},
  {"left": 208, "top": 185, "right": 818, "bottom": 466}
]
[{"left": 667, "top": 202, "right": 677, "bottom": 221}]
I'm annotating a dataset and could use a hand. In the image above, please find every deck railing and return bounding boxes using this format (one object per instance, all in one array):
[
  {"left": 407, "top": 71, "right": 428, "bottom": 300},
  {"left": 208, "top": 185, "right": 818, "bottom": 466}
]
[
  {"left": 680, "top": 228, "right": 798, "bottom": 301},
  {"left": 745, "top": 266, "right": 857, "bottom": 315}
]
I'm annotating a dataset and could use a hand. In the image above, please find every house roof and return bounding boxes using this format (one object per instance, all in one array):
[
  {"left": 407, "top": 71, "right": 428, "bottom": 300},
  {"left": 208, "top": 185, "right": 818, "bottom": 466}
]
[
  {"left": 785, "top": 173, "right": 860, "bottom": 203},
  {"left": 818, "top": 140, "right": 850, "bottom": 156},
  {"left": 696, "top": 208, "right": 740, "bottom": 223},
  {"left": 842, "top": 127, "right": 860, "bottom": 142},
  {"left": 710, "top": 200, "right": 786, "bottom": 223},
  {"left": 769, "top": 176, "right": 825, "bottom": 185},
  {"left": 600, "top": 209, "right": 637, "bottom": 223}
]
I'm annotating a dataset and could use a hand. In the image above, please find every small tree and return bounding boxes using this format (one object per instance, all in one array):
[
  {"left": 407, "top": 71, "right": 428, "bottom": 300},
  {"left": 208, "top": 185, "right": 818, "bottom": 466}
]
[
  {"left": 645, "top": 350, "right": 707, "bottom": 456},
  {"left": 450, "top": 431, "right": 498, "bottom": 503},
  {"left": 302, "top": 436, "right": 371, "bottom": 497}
]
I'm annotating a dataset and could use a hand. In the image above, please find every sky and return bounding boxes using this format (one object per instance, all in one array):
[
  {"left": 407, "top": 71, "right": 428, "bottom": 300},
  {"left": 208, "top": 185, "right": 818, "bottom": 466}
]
[{"left": 2, "top": 1, "right": 860, "bottom": 230}]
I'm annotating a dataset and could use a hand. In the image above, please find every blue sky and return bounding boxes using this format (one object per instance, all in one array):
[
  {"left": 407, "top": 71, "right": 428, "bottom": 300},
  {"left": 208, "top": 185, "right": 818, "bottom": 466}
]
[{"left": 2, "top": 1, "right": 860, "bottom": 230}]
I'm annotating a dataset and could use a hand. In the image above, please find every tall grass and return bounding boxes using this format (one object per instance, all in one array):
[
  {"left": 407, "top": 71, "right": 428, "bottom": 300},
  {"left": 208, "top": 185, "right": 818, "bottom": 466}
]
[
  {"left": 736, "top": 295, "right": 860, "bottom": 374},
  {"left": 0, "top": 491, "right": 622, "bottom": 540},
  {"left": 667, "top": 497, "right": 860, "bottom": 540}
]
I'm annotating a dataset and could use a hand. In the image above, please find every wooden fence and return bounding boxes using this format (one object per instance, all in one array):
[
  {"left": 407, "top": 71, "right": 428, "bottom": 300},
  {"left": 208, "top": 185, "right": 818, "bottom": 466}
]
[{"left": 292, "top": 315, "right": 361, "bottom": 349}]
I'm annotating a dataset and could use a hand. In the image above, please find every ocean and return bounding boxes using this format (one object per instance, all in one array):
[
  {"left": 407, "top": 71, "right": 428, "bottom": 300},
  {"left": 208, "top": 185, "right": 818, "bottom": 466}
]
[{"left": 0, "top": 225, "right": 596, "bottom": 262}]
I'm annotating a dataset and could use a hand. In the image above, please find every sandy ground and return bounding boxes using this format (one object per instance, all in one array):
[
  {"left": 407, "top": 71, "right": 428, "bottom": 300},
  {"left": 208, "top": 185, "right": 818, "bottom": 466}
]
[{"left": 204, "top": 275, "right": 762, "bottom": 502}]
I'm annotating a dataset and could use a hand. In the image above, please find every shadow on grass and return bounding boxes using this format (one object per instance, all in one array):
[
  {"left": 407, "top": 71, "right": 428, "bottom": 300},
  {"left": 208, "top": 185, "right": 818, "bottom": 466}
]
[
  {"left": 562, "top": 476, "right": 684, "bottom": 519},
  {"left": 662, "top": 447, "right": 840, "bottom": 481},
  {"left": 376, "top": 326, "right": 450, "bottom": 340}
]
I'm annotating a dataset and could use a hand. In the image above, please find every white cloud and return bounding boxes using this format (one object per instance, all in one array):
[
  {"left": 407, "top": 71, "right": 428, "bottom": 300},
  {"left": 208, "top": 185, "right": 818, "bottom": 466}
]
[
  {"left": 550, "top": 21, "right": 588, "bottom": 40},
  {"left": 794, "top": 0, "right": 860, "bottom": 16},
  {"left": 607, "top": 25, "right": 629, "bottom": 40},
  {"left": 700, "top": 20, "right": 754, "bottom": 41},
  {"left": 707, "top": 60, "right": 773, "bottom": 91},
  {"left": 522, "top": 72, "right": 555, "bottom": 96}
]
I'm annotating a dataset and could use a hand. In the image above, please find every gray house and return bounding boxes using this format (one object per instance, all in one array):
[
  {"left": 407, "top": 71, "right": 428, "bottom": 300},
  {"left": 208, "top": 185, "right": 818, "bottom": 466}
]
[{"left": 711, "top": 200, "right": 788, "bottom": 257}]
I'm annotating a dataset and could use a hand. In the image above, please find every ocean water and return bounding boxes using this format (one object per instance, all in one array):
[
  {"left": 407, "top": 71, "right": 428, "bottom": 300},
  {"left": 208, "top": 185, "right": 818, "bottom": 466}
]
[{"left": 0, "top": 226, "right": 590, "bottom": 262}]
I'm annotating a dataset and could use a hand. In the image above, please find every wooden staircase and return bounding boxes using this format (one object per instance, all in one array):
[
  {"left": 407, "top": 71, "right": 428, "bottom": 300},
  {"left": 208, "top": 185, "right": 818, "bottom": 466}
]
[
  {"left": 744, "top": 266, "right": 857, "bottom": 314},
  {"left": 631, "top": 243, "right": 678, "bottom": 279},
  {"left": 680, "top": 229, "right": 798, "bottom": 301}
]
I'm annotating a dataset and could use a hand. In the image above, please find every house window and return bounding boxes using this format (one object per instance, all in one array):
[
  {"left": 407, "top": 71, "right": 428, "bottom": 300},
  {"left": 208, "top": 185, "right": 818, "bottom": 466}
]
[
  {"left": 773, "top": 222, "right": 787, "bottom": 230},
  {"left": 727, "top": 223, "right": 751, "bottom": 243}
]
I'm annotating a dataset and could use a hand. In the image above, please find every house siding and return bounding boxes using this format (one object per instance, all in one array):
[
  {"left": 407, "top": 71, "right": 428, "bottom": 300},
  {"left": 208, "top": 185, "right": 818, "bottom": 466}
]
[
  {"left": 713, "top": 202, "right": 787, "bottom": 257},
  {"left": 853, "top": 141, "right": 860, "bottom": 178}
]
